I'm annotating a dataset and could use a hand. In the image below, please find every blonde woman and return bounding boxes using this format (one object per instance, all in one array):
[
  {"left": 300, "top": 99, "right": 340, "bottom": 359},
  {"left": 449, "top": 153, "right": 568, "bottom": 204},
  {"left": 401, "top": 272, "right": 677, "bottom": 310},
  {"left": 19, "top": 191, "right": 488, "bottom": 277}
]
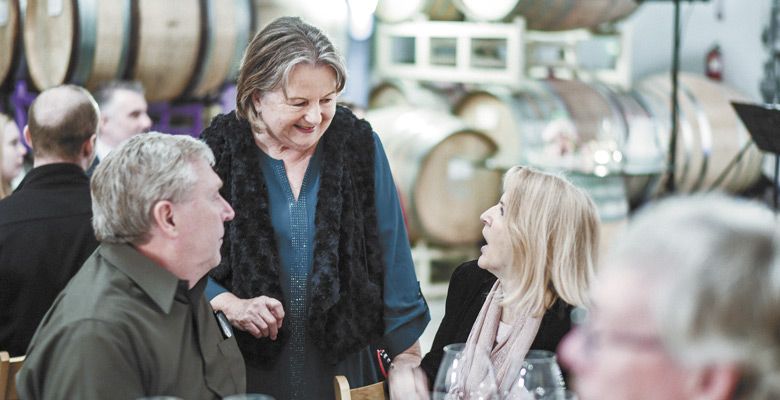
[
  {"left": 0, "top": 113, "right": 26, "bottom": 198},
  {"left": 419, "top": 166, "right": 600, "bottom": 396}
]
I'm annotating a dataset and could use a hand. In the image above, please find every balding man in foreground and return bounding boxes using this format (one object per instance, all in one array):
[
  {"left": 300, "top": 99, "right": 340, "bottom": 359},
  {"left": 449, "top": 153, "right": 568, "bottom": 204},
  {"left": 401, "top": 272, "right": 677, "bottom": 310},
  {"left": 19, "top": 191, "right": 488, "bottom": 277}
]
[
  {"left": 0, "top": 84, "right": 99, "bottom": 356},
  {"left": 17, "top": 133, "right": 246, "bottom": 399}
]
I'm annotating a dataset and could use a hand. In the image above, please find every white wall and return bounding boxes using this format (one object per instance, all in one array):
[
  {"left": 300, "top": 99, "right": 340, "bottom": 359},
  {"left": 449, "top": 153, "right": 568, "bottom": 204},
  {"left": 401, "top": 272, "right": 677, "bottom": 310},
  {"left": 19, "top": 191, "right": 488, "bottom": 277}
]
[{"left": 623, "top": 0, "right": 771, "bottom": 101}]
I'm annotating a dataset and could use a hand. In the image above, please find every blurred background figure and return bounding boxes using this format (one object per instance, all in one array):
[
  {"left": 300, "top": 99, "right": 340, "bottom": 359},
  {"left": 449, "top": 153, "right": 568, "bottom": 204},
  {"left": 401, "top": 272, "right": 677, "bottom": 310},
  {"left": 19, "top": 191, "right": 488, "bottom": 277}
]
[
  {"left": 89, "top": 80, "right": 152, "bottom": 174},
  {"left": 559, "top": 194, "right": 780, "bottom": 400},
  {"left": 419, "top": 166, "right": 600, "bottom": 397},
  {"left": 0, "top": 113, "right": 27, "bottom": 198},
  {"left": 0, "top": 85, "right": 99, "bottom": 357}
]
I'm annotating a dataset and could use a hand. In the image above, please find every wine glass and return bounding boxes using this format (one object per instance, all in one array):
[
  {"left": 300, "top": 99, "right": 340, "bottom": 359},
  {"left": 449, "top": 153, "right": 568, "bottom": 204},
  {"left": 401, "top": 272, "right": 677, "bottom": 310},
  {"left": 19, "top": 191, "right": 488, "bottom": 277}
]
[
  {"left": 135, "top": 397, "right": 183, "bottom": 400},
  {"left": 556, "top": 390, "right": 578, "bottom": 400},
  {"left": 503, "top": 350, "right": 566, "bottom": 399},
  {"left": 432, "top": 343, "right": 499, "bottom": 400}
]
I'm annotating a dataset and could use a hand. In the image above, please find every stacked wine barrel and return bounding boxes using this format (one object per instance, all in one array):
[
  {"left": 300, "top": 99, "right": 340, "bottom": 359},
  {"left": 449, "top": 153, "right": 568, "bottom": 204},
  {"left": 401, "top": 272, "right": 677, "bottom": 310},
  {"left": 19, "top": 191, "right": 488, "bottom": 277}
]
[
  {"left": 375, "top": 0, "right": 639, "bottom": 30},
  {"left": 0, "top": 0, "right": 24, "bottom": 90},
  {"left": 2, "top": 0, "right": 254, "bottom": 102},
  {"left": 368, "top": 0, "right": 764, "bottom": 249}
]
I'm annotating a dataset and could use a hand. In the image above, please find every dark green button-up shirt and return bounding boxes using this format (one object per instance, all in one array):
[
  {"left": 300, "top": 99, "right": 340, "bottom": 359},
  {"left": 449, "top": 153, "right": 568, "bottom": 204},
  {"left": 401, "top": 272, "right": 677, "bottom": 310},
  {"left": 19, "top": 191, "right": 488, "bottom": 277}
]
[{"left": 17, "top": 243, "right": 246, "bottom": 399}]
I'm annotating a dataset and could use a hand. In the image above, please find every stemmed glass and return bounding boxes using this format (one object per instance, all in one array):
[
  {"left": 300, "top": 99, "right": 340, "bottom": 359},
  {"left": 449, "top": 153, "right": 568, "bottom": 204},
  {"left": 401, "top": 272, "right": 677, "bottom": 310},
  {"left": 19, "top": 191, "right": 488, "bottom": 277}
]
[
  {"left": 432, "top": 343, "right": 499, "bottom": 400},
  {"left": 503, "top": 350, "right": 566, "bottom": 399}
]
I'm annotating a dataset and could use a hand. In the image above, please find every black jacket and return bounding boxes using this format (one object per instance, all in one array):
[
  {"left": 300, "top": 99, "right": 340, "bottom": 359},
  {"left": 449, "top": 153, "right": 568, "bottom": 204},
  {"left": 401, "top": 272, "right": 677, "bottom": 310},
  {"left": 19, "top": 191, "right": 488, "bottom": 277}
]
[
  {"left": 420, "top": 260, "right": 574, "bottom": 383},
  {"left": 0, "top": 163, "right": 98, "bottom": 356}
]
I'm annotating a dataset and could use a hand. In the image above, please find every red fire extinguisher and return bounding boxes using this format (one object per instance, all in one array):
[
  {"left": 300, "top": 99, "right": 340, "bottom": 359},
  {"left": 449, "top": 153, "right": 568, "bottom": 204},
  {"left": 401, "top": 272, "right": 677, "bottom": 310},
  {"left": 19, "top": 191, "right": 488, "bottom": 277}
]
[{"left": 705, "top": 44, "right": 723, "bottom": 81}]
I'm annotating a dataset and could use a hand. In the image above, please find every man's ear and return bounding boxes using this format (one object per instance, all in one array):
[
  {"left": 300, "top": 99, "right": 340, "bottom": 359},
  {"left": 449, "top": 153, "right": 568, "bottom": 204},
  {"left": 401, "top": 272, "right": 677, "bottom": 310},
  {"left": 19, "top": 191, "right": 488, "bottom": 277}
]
[
  {"left": 691, "top": 364, "right": 741, "bottom": 400},
  {"left": 151, "top": 200, "right": 177, "bottom": 237},
  {"left": 82, "top": 134, "right": 95, "bottom": 159},
  {"left": 23, "top": 125, "right": 33, "bottom": 149}
]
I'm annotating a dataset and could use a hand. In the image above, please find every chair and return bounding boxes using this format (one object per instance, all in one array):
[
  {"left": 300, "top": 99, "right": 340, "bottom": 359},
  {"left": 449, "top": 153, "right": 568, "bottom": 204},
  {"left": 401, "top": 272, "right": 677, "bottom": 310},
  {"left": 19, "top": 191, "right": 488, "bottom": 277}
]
[
  {"left": 0, "top": 351, "right": 25, "bottom": 400},
  {"left": 333, "top": 375, "right": 387, "bottom": 400}
]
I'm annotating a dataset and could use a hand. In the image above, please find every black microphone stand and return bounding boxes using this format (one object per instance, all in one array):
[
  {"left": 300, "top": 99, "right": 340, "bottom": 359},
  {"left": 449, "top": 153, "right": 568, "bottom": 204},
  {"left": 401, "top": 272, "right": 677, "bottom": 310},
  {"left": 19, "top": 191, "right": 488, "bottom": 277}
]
[{"left": 665, "top": 0, "right": 682, "bottom": 194}]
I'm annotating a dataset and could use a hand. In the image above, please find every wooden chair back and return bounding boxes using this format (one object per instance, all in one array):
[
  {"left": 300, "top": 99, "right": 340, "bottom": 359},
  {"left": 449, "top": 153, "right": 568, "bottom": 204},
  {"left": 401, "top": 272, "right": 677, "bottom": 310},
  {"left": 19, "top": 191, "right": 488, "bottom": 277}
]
[
  {"left": 0, "top": 351, "right": 25, "bottom": 400},
  {"left": 333, "top": 375, "right": 387, "bottom": 400}
]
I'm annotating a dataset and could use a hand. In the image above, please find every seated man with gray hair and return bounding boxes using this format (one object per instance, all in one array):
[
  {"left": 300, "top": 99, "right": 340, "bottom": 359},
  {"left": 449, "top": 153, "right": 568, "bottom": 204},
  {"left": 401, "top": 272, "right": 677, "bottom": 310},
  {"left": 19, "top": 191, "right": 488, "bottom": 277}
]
[
  {"left": 559, "top": 194, "right": 780, "bottom": 400},
  {"left": 17, "top": 133, "right": 246, "bottom": 399}
]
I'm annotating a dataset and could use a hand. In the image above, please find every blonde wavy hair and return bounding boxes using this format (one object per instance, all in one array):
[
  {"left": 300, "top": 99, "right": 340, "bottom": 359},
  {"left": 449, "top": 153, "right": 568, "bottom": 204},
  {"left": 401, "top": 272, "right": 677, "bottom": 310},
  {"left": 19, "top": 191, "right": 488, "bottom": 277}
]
[{"left": 500, "top": 166, "right": 600, "bottom": 317}]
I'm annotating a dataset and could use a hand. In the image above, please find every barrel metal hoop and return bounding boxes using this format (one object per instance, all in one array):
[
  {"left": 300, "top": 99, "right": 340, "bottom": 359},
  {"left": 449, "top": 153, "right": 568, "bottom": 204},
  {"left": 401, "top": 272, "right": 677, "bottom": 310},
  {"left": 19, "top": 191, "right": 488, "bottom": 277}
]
[
  {"left": 681, "top": 83, "right": 712, "bottom": 192},
  {"left": 228, "top": 0, "right": 252, "bottom": 82},
  {"left": 608, "top": 91, "right": 635, "bottom": 156},
  {"left": 631, "top": 88, "right": 669, "bottom": 172},
  {"left": 643, "top": 82, "right": 694, "bottom": 190},
  {"left": 71, "top": 0, "right": 96, "bottom": 86},
  {"left": 397, "top": 129, "right": 435, "bottom": 241},
  {"left": 115, "top": 0, "right": 132, "bottom": 79},
  {"left": 731, "top": 116, "right": 753, "bottom": 186},
  {"left": 185, "top": 0, "right": 213, "bottom": 97},
  {"left": 592, "top": 82, "right": 629, "bottom": 144},
  {"left": 1, "top": 0, "right": 9, "bottom": 26},
  {"left": 545, "top": 0, "right": 578, "bottom": 31}
]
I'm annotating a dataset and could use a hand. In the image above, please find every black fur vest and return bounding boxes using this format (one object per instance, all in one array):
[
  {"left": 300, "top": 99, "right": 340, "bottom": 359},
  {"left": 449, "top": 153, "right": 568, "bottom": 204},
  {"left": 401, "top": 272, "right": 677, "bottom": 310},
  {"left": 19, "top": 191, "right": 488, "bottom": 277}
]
[{"left": 202, "top": 106, "right": 385, "bottom": 366}]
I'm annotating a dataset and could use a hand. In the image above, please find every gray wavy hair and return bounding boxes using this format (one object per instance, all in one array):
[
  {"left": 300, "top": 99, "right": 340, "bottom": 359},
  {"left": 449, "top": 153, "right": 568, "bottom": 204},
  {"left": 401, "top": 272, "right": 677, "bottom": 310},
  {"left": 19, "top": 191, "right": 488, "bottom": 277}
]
[
  {"left": 607, "top": 194, "right": 780, "bottom": 400},
  {"left": 235, "top": 16, "right": 347, "bottom": 122},
  {"left": 91, "top": 132, "right": 214, "bottom": 244}
]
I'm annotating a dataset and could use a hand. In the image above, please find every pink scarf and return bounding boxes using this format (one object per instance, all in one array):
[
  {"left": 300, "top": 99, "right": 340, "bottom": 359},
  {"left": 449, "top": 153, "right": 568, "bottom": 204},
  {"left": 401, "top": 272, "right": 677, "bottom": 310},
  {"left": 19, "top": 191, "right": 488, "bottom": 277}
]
[{"left": 457, "top": 281, "right": 542, "bottom": 398}]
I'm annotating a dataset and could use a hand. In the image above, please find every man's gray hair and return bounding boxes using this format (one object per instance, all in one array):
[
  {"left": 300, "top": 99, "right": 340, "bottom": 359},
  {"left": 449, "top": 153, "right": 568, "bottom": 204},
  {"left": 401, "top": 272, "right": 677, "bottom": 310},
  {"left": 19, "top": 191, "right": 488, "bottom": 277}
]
[
  {"left": 607, "top": 194, "right": 780, "bottom": 400},
  {"left": 91, "top": 132, "right": 215, "bottom": 244},
  {"left": 93, "top": 80, "right": 145, "bottom": 111}
]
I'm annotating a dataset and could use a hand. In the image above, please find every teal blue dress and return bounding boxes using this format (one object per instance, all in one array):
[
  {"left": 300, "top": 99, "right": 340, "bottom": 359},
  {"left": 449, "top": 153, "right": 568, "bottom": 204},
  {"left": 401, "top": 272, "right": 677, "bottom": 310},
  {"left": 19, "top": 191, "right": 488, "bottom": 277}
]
[{"left": 206, "top": 133, "right": 430, "bottom": 399}]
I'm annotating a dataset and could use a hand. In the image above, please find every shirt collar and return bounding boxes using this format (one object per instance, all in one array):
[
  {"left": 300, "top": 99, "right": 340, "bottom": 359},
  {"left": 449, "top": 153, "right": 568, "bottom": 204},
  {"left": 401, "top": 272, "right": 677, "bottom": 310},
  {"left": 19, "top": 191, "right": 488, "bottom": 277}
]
[
  {"left": 15, "top": 163, "right": 88, "bottom": 190},
  {"left": 94, "top": 137, "right": 112, "bottom": 161},
  {"left": 98, "top": 243, "right": 187, "bottom": 314}
]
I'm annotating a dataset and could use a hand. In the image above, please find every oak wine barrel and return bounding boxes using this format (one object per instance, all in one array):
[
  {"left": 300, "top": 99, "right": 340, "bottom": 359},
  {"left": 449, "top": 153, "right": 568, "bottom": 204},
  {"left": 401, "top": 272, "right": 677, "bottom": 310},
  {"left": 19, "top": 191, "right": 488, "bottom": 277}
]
[
  {"left": 24, "top": 0, "right": 132, "bottom": 91},
  {"left": 635, "top": 72, "right": 764, "bottom": 194},
  {"left": 23, "top": 0, "right": 251, "bottom": 101},
  {"left": 375, "top": 0, "right": 462, "bottom": 23},
  {"left": 132, "top": 0, "right": 201, "bottom": 102},
  {"left": 368, "top": 80, "right": 463, "bottom": 111},
  {"left": 366, "top": 106, "right": 501, "bottom": 246},
  {"left": 452, "top": 0, "right": 639, "bottom": 31},
  {"left": 0, "top": 0, "right": 22, "bottom": 89},
  {"left": 187, "top": 0, "right": 253, "bottom": 99},
  {"left": 455, "top": 80, "right": 625, "bottom": 176}
]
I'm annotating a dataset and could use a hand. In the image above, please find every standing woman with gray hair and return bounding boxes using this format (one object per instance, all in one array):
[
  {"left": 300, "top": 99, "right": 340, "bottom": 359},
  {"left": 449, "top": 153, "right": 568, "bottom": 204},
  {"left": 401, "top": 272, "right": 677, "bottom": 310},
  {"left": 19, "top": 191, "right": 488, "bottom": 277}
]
[{"left": 201, "top": 16, "right": 430, "bottom": 399}]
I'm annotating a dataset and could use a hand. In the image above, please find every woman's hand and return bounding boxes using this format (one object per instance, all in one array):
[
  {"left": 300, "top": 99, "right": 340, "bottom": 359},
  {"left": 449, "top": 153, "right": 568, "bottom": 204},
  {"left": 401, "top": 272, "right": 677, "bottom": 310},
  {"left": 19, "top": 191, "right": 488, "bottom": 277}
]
[
  {"left": 388, "top": 341, "right": 430, "bottom": 399},
  {"left": 211, "top": 292, "right": 285, "bottom": 340}
]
